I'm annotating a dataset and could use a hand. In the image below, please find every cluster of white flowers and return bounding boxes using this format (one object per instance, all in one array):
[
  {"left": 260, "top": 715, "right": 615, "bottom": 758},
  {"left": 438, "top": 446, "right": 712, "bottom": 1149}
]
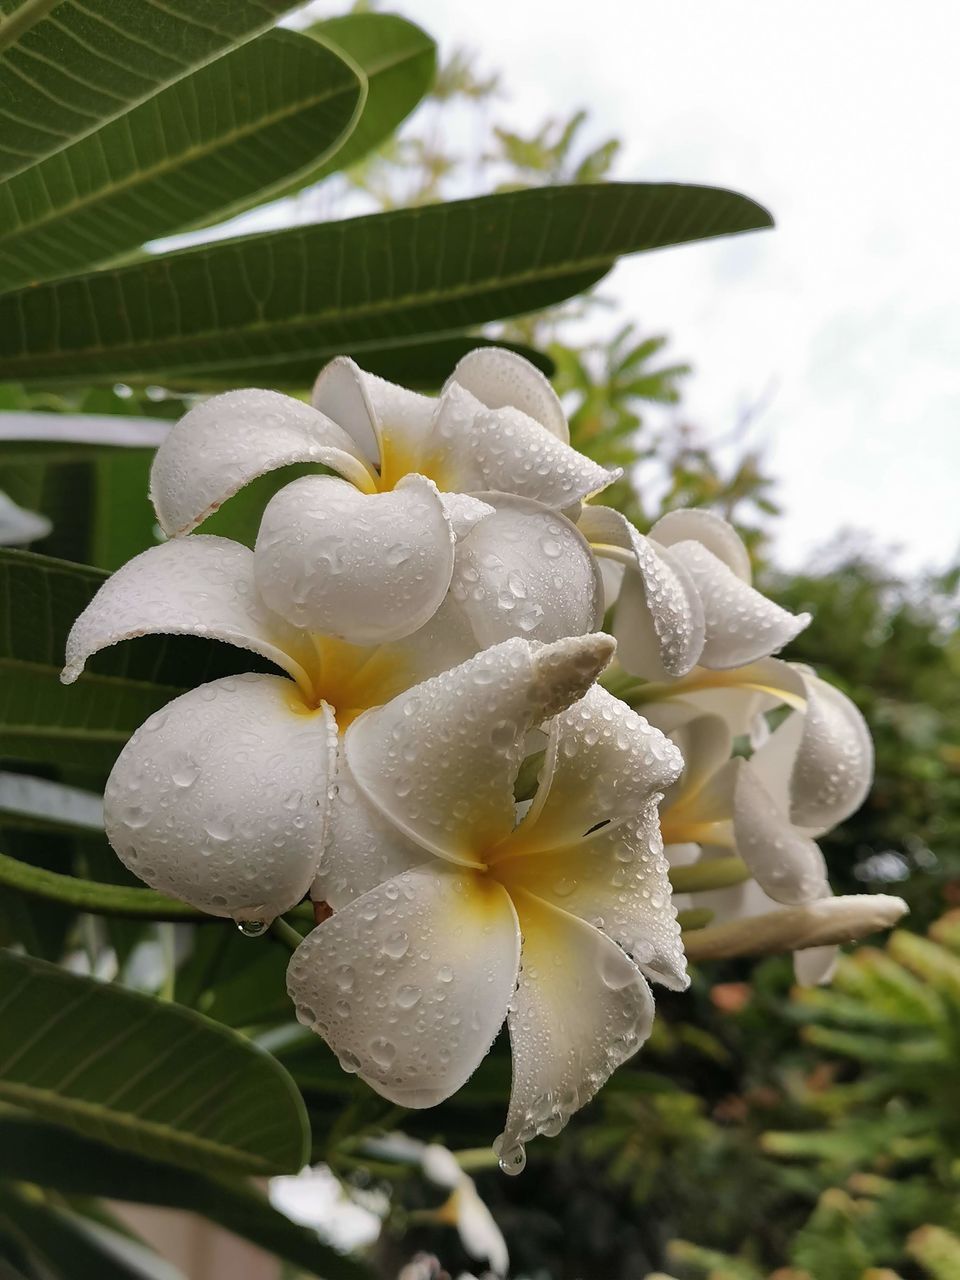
[{"left": 63, "top": 349, "right": 906, "bottom": 1173}]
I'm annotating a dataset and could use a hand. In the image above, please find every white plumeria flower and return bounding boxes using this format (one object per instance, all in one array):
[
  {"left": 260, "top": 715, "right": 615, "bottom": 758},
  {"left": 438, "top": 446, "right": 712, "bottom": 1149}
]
[
  {"left": 647, "top": 664, "right": 880, "bottom": 984},
  {"left": 0, "top": 490, "right": 51, "bottom": 545},
  {"left": 419, "top": 1143, "right": 509, "bottom": 1278},
  {"left": 579, "top": 506, "right": 810, "bottom": 681},
  {"left": 681, "top": 888, "right": 908, "bottom": 981},
  {"left": 150, "top": 347, "right": 616, "bottom": 645},
  {"left": 286, "top": 634, "right": 687, "bottom": 1172},
  {"left": 643, "top": 656, "right": 874, "bottom": 834},
  {"left": 61, "top": 502, "right": 603, "bottom": 926}
]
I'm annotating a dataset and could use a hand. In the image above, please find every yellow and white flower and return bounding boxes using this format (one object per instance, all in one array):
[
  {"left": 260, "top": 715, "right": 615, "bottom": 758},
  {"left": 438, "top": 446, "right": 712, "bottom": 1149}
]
[
  {"left": 61, "top": 504, "right": 602, "bottom": 926},
  {"left": 644, "top": 662, "right": 895, "bottom": 983},
  {"left": 580, "top": 506, "right": 810, "bottom": 680},
  {"left": 286, "top": 633, "right": 686, "bottom": 1171},
  {"left": 151, "top": 347, "right": 616, "bottom": 645}
]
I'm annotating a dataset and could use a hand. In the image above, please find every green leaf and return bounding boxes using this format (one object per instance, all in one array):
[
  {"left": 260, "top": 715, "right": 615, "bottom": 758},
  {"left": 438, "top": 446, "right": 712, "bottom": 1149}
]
[
  {"left": 200, "top": 12, "right": 437, "bottom": 228},
  {"left": 183, "top": 333, "right": 555, "bottom": 391},
  {"left": 300, "top": 12, "right": 435, "bottom": 183},
  {"left": 0, "top": 0, "right": 298, "bottom": 182},
  {"left": 0, "top": 548, "right": 270, "bottom": 770},
  {"left": 0, "top": 1113, "right": 374, "bottom": 1280},
  {"left": 0, "top": 31, "right": 365, "bottom": 291},
  {"left": 0, "top": 182, "right": 772, "bottom": 385},
  {"left": 0, "top": 949, "right": 310, "bottom": 1174},
  {"left": 0, "top": 1182, "right": 180, "bottom": 1280}
]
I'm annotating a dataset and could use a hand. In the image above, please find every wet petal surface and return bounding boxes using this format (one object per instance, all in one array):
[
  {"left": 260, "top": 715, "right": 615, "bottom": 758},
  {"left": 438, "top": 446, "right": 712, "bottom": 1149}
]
[
  {"left": 450, "top": 496, "right": 603, "bottom": 648},
  {"left": 151, "top": 389, "right": 374, "bottom": 536},
  {"left": 512, "top": 684, "right": 682, "bottom": 854},
  {"left": 62, "top": 535, "right": 315, "bottom": 690},
  {"left": 345, "top": 636, "right": 614, "bottom": 865},
  {"left": 497, "top": 890, "right": 654, "bottom": 1172},
  {"left": 287, "top": 864, "right": 520, "bottom": 1108},
  {"left": 255, "top": 474, "right": 455, "bottom": 644},
  {"left": 105, "top": 674, "right": 335, "bottom": 923},
  {"left": 501, "top": 805, "right": 688, "bottom": 991}
]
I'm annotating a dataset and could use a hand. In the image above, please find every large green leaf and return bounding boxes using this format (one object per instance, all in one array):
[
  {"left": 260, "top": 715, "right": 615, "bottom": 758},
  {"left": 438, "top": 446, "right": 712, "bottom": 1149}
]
[
  {"left": 0, "top": 0, "right": 298, "bottom": 182},
  {"left": 174, "top": 332, "right": 555, "bottom": 391},
  {"left": 0, "top": 1182, "right": 181, "bottom": 1279},
  {"left": 0, "top": 549, "right": 270, "bottom": 770},
  {"left": 0, "top": 31, "right": 365, "bottom": 292},
  {"left": 0, "top": 182, "right": 772, "bottom": 385},
  {"left": 196, "top": 12, "right": 437, "bottom": 228},
  {"left": 0, "top": 1113, "right": 373, "bottom": 1280},
  {"left": 292, "top": 12, "right": 436, "bottom": 186},
  {"left": 0, "top": 949, "right": 310, "bottom": 1174}
]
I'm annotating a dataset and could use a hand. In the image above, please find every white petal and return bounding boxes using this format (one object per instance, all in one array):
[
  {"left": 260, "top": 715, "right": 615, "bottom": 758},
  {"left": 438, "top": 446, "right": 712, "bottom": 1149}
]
[
  {"left": 312, "top": 357, "right": 437, "bottom": 469},
  {"left": 449, "top": 496, "right": 603, "bottom": 648},
  {"left": 432, "top": 383, "right": 616, "bottom": 508},
  {"left": 579, "top": 505, "right": 704, "bottom": 679},
  {"left": 794, "top": 944, "right": 839, "bottom": 986},
  {"left": 649, "top": 657, "right": 804, "bottom": 736},
  {"left": 287, "top": 864, "right": 520, "bottom": 1107},
  {"left": 444, "top": 347, "right": 569, "bottom": 442},
  {"left": 654, "top": 710, "right": 733, "bottom": 808},
  {"left": 0, "top": 492, "right": 51, "bottom": 545},
  {"left": 732, "top": 762, "right": 829, "bottom": 905},
  {"left": 345, "top": 635, "right": 615, "bottom": 866},
  {"left": 387, "top": 597, "right": 485, "bottom": 689},
  {"left": 421, "top": 1143, "right": 464, "bottom": 1189},
  {"left": 150, "top": 389, "right": 375, "bottom": 536},
  {"left": 512, "top": 684, "right": 682, "bottom": 853},
  {"left": 61, "top": 535, "right": 315, "bottom": 690},
  {"left": 310, "top": 356, "right": 379, "bottom": 464},
  {"left": 450, "top": 1180, "right": 510, "bottom": 1276},
  {"left": 668, "top": 541, "right": 811, "bottom": 669},
  {"left": 651, "top": 509, "right": 752, "bottom": 581},
  {"left": 440, "top": 492, "right": 496, "bottom": 541},
  {"left": 104, "top": 674, "right": 336, "bottom": 922},
  {"left": 502, "top": 805, "right": 688, "bottom": 990},
  {"left": 598, "top": 556, "right": 625, "bottom": 610},
  {"left": 682, "top": 893, "right": 907, "bottom": 962},
  {"left": 682, "top": 872, "right": 779, "bottom": 927},
  {"left": 312, "top": 753, "right": 424, "bottom": 910},
  {"left": 496, "top": 890, "right": 654, "bottom": 1171},
  {"left": 788, "top": 673, "right": 874, "bottom": 830},
  {"left": 254, "top": 474, "right": 455, "bottom": 644}
]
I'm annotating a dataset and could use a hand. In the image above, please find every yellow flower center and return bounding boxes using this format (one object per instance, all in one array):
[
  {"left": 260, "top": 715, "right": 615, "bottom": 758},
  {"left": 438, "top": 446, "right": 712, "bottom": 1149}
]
[
  {"left": 376, "top": 430, "right": 454, "bottom": 493},
  {"left": 286, "top": 634, "right": 415, "bottom": 731}
]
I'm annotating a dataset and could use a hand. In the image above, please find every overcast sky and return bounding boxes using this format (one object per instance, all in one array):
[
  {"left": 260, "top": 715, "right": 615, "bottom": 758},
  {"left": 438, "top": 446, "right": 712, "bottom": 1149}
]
[{"left": 391, "top": 0, "right": 959, "bottom": 573}]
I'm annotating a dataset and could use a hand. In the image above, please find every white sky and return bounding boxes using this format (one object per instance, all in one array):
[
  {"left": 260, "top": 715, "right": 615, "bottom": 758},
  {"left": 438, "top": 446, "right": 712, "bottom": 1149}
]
[{"left": 394, "top": 0, "right": 960, "bottom": 573}]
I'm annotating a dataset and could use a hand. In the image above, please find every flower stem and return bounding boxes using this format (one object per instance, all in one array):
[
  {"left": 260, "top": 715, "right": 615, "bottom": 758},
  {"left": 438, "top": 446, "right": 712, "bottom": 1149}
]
[
  {"left": 676, "top": 906, "right": 716, "bottom": 931},
  {"left": 271, "top": 917, "right": 304, "bottom": 952},
  {"left": 669, "top": 856, "right": 750, "bottom": 893}
]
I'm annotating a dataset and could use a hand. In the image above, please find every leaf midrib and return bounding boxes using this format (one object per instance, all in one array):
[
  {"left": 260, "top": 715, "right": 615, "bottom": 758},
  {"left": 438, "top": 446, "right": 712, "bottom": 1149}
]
[
  {"left": 6, "top": 256, "right": 612, "bottom": 366},
  {"left": 0, "top": 1079, "right": 280, "bottom": 1173}
]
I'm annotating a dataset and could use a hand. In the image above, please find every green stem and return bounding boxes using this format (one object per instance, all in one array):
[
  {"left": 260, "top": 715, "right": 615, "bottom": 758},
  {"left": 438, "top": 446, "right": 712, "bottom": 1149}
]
[
  {"left": 0, "top": 850, "right": 205, "bottom": 919},
  {"left": 676, "top": 907, "right": 716, "bottom": 931},
  {"left": 271, "top": 917, "right": 305, "bottom": 952},
  {"left": 453, "top": 1146, "right": 500, "bottom": 1173},
  {"left": 669, "top": 856, "right": 750, "bottom": 893},
  {"left": 158, "top": 923, "right": 176, "bottom": 1002}
]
